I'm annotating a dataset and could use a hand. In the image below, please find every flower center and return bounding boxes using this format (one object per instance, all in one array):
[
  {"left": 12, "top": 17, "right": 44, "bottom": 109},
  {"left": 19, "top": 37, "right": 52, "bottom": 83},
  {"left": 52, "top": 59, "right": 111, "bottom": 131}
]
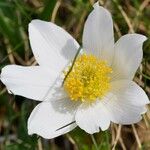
[{"left": 63, "top": 54, "right": 112, "bottom": 102}]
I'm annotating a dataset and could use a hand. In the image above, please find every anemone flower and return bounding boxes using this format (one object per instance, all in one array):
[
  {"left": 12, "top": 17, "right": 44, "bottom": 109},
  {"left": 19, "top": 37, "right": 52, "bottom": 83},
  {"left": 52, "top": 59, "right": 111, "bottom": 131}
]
[{"left": 1, "top": 2, "right": 149, "bottom": 139}]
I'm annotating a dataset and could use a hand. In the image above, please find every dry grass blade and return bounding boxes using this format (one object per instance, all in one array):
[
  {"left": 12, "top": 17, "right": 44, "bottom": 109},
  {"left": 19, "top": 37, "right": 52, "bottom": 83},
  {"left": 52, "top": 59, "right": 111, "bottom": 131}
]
[
  {"left": 132, "top": 0, "right": 150, "bottom": 29},
  {"left": 113, "top": 0, "right": 134, "bottom": 33},
  {"left": 66, "top": 134, "right": 79, "bottom": 150},
  {"left": 132, "top": 124, "right": 142, "bottom": 149},
  {"left": 51, "top": 0, "right": 61, "bottom": 23},
  {"left": 4, "top": 38, "right": 15, "bottom": 64},
  {"left": 38, "top": 138, "right": 43, "bottom": 150},
  {"left": 74, "top": 9, "right": 88, "bottom": 38},
  {"left": 112, "top": 124, "right": 122, "bottom": 150}
]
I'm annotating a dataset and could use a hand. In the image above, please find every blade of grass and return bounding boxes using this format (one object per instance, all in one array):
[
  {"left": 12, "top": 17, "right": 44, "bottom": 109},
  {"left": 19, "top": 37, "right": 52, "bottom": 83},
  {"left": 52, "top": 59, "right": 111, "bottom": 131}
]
[{"left": 91, "top": 134, "right": 99, "bottom": 150}]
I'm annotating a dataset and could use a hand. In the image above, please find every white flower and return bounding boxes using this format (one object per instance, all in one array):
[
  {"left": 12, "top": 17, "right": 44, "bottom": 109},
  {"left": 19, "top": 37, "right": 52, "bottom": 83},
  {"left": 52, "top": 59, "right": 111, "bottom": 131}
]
[{"left": 1, "top": 2, "right": 149, "bottom": 139}]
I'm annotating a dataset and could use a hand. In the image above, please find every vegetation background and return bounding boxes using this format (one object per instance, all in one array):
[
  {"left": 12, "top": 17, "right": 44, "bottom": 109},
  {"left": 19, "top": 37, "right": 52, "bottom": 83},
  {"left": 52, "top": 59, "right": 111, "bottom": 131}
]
[{"left": 0, "top": 0, "right": 150, "bottom": 149}]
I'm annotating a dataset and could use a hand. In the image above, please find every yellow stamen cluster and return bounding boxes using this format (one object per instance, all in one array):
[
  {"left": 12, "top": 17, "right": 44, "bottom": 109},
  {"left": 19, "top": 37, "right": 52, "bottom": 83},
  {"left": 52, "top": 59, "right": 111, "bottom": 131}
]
[{"left": 64, "top": 54, "right": 112, "bottom": 102}]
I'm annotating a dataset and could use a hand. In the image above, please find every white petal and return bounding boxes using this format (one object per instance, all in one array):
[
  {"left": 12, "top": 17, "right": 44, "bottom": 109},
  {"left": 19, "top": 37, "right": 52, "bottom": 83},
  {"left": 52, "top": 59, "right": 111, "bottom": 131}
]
[
  {"left": 111, "top": 80, "right": 149, "bottom": 106},
  {"left": 82, "top": 2, "right": 114, "bottom": 65},
  {"left": 75, "top": 100, "right": 110, "bottom": 134},
  {"left": 1, "top": 65, "right": 59, "bottom": 101},
  {"left": 29, "top": 19, "right": 80, "bottom": 73},
  {"left": 28, "top": 99, "right": 79, "bottom": 139},
  {"left": 103, "top": 80, "right": 149, "bottom": 124},
  {"left": 112, "top": 34, "right": 147, "bottom": 80}
]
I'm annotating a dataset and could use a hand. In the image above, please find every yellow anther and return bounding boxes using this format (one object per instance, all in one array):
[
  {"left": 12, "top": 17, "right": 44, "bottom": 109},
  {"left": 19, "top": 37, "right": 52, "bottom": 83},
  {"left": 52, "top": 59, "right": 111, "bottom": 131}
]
[{"left": 64, "top": 54, "right": 112, "bottom": 102}]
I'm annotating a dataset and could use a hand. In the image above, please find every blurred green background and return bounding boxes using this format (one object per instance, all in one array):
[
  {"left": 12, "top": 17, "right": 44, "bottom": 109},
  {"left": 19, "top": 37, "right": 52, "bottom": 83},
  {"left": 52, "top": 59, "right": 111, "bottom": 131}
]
[{"left": 0, "top": 0, "right": 150, "bottom": 149}]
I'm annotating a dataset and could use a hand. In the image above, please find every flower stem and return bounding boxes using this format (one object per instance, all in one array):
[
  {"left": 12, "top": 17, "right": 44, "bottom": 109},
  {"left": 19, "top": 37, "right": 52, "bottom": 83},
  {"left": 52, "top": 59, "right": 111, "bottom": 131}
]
[
  {"left": 91, "top": 134, "right": 99, "bottom": 150},
  {"left": 62, "top": 46, "right": 82, "bottom": 86}
]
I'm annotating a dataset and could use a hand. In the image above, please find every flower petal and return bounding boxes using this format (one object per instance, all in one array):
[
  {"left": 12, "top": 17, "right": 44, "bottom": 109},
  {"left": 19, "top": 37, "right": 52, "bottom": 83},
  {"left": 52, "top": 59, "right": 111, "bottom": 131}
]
[
  {"left": 29, "top": 19, "right": 80, "bottom": 73},
  {"left": 82, "top": 2, "right": 114, "bottom": 65},
  {"left": 75, "top": 101, "right": 110, "bottom": 134},
  {"left": 1, "top": 65, "right": 59, "bottom": 101},
  {"left": 112, "top": 34, "right": 147, "bottom": 80},
  {"left": 103, "top": 80, "right": 149, "bottom": 124},
  {"left": 111, "top": 80, "right": 149, "bottom": 106},
  {"left": 28, "top": 99, "right": 79, "bottom": 139}
]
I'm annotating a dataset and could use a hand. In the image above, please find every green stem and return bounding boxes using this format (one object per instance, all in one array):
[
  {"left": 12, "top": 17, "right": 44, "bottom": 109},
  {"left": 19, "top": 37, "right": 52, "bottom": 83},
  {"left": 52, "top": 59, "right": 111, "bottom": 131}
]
[
  {"left": 62, "top": 46, "right": 82, "bottom": 86},
  {"left": 91, "top": 134, "right": 99, "bottom": 150}
]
